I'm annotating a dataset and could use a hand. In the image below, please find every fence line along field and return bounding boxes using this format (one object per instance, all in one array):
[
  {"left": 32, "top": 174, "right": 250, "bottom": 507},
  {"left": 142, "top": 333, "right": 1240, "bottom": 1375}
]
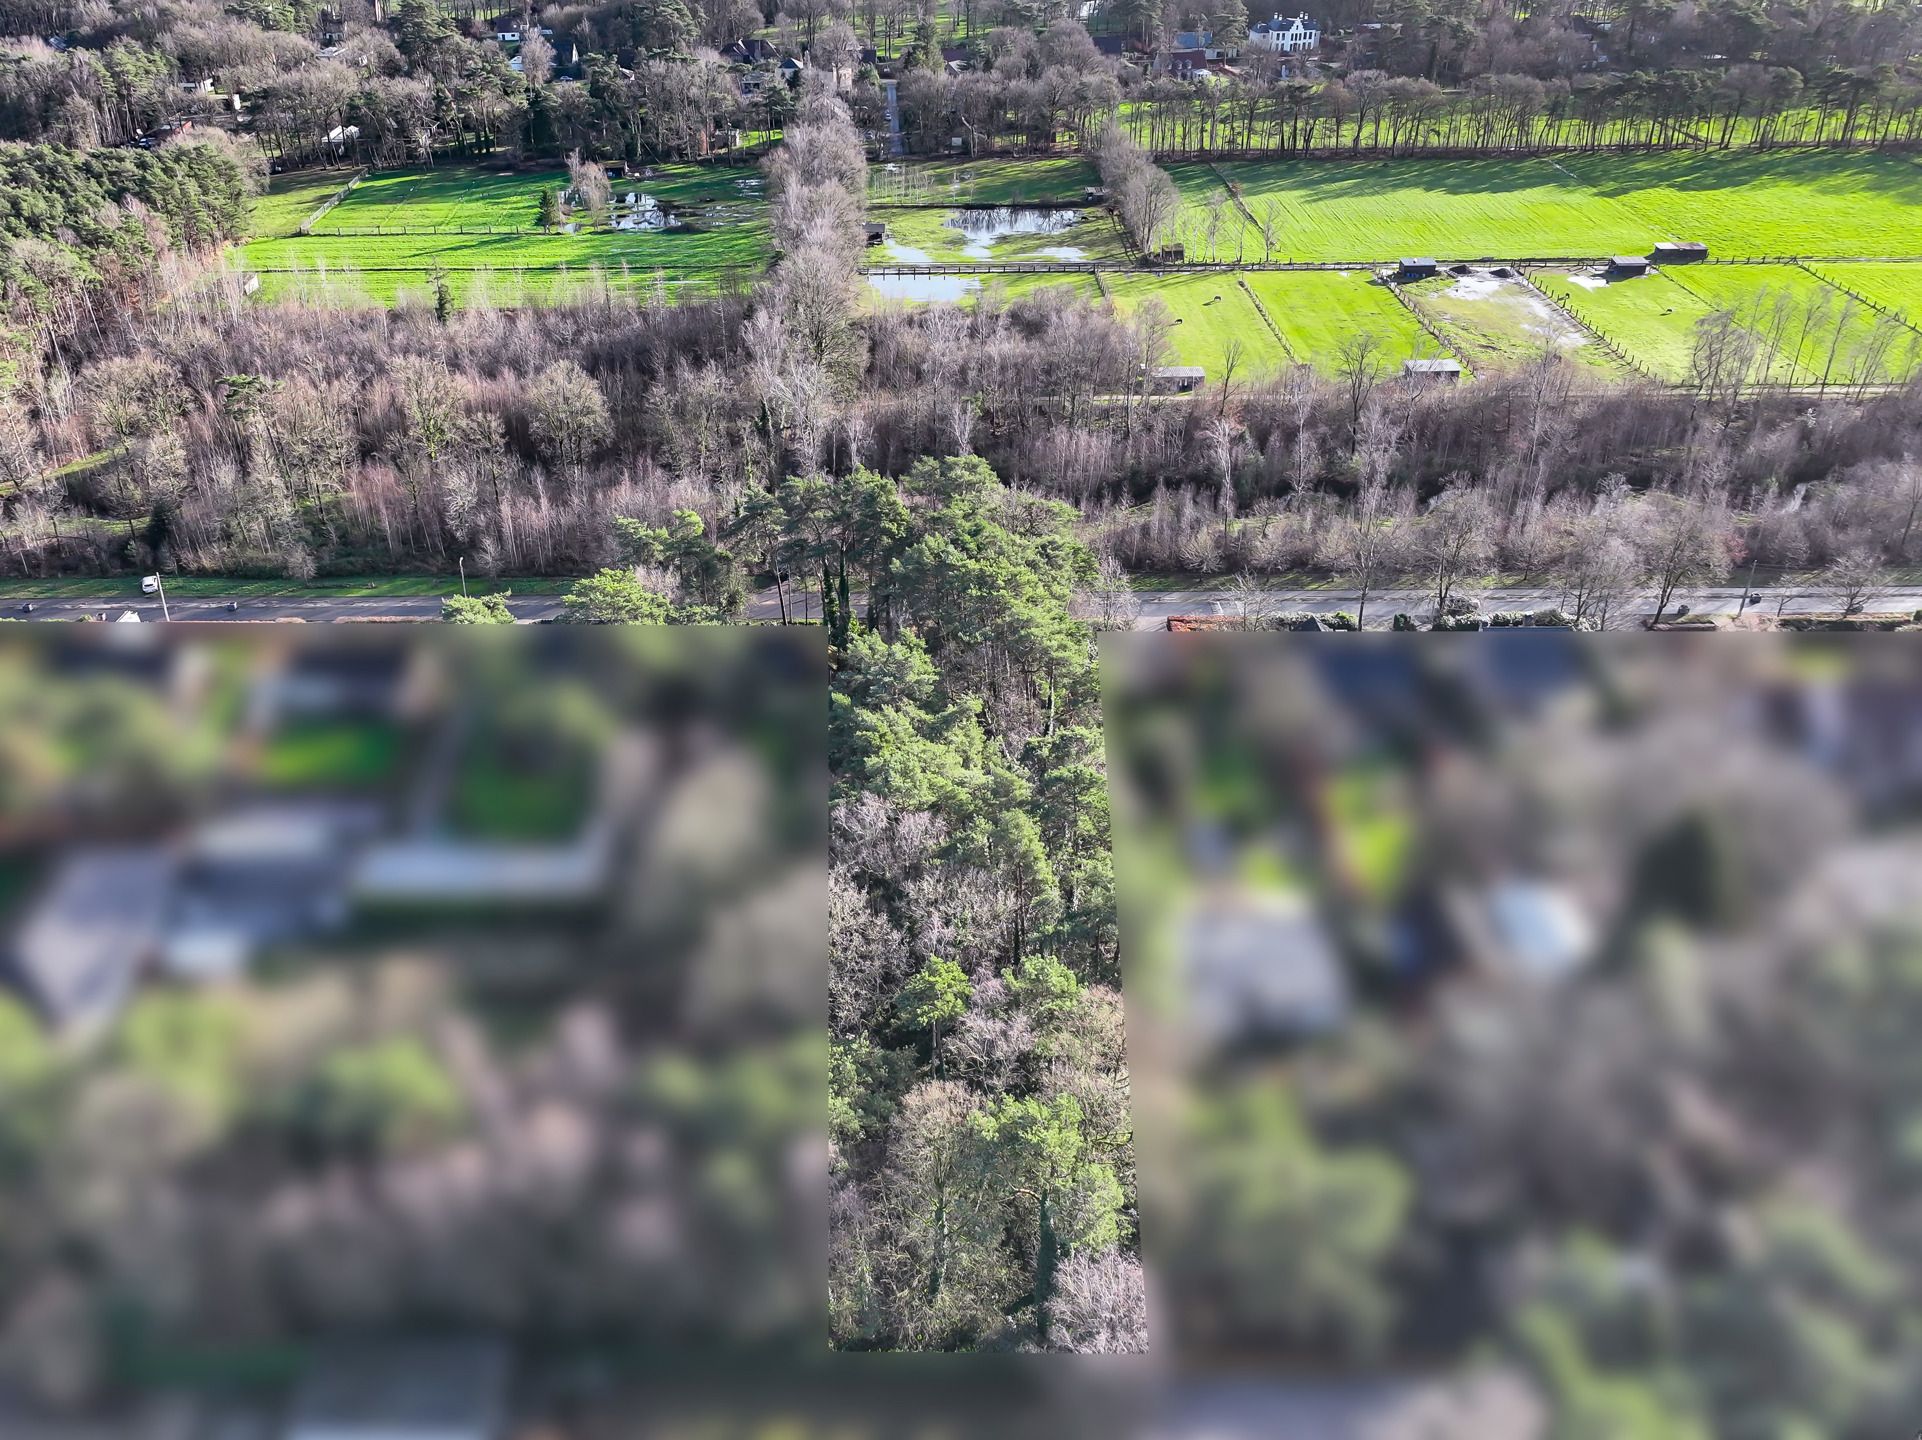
[{"left": 234, "top": 151, "right": 1922, "bottom": 385}]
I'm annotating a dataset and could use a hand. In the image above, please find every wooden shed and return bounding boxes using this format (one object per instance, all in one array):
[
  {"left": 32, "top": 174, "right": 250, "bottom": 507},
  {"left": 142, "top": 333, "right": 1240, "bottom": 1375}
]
[
  {"left": 1403, "top": 358, "right": 1462, "bottom": 382},
  {"left": 1650, "top": 241, "right": 1709, "bottom": 263},
  {"left": 1608, "top": 255, "right": 1650, "bottom": 276},
  {"left": 863, "top": 221, "right": 888, "bottom": 246},
  {"left": 1153, "top": 365, "right": 1206, "bottom": 393},
  {"left": 1398, "top": 257, "right": 1439, "bottom": 280}
]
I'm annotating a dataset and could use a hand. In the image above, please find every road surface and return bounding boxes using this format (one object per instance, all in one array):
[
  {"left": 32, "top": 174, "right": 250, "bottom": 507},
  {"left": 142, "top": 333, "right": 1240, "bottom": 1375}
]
[{"left": 9, "top": 584, "right": 1916, "bottom": 627}]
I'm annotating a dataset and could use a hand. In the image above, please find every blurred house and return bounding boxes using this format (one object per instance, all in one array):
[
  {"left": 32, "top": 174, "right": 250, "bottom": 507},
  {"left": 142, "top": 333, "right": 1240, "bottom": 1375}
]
[
  {"left": 1180, "top": 892, "right": 1350, "bottom": 1042},
  {"left": 5, "top": 848, "right": 176, "bottom": 1033},
  {"left": 162, "top": 801, "right": 380, "bottom": 980},
  {"left": 285, "top": 1339, "right": 507, "bottom": 1440},
  {"left": 1397, "top": 878, "right": 1595, "bottom": 987}
]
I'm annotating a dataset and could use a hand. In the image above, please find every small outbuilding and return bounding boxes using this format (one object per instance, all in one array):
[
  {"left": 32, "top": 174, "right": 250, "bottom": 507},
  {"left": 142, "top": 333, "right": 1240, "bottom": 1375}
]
[
  {"left": 863, "top": 221, "right": 888, "bottom": 245},
  {"left": 1608, "top": 255, "right": 1650, "bottom": 276},
  {"left": 1153, "top": 365, "right": 1206, "bottom": 392},
  {"left": 1403, "top": 358, "right": 1462, "bottom": 382},
  {"left": 1398, "top": 257, "right": 1438, "bottom": 280},
  {"left": 1650, "top": 241, "right": 1708, "bottom": 262}
]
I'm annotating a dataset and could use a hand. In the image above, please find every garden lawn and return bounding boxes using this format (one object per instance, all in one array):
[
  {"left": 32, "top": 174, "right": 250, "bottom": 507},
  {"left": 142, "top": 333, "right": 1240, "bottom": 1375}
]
[
  {"left": 1558, "top": 150, "right": 1922, "bottom": 261},
  {"left": 1406, "top": 272, "right": 1624, "bottom": 377},
  {"left": 1103, "top": 273, "right": 1291, "bottom": 376},
  {"left": 1241, "top": 269, "right": 1437, "bottom": 374},
  {"left": 249, "top": 169, "right": 359, "bottom": 238},
  {"left": 257, "top": 719, "right": 403, "bottom": 790},
  {"left": 1662, "top": 264, "right": 1909, "bottom": 385},
  {"left": 869, "top": 157, "right": 1099, "bottom": 206},
  {"left": 450, "top": 743, "right": 593, "bottom": 842},
  {"left": 1533, "top": 268, "right": 1717, "bottom": 382}
]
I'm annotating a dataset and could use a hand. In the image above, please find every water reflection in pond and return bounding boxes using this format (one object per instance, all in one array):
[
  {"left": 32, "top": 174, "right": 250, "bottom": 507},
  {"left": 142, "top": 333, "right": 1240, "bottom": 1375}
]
[
  {"left": 945, "top": 208, "right": 1078, "bottom": 259},
  {"left": 867, "top": 274, "right": 983, "bottom": 303}
]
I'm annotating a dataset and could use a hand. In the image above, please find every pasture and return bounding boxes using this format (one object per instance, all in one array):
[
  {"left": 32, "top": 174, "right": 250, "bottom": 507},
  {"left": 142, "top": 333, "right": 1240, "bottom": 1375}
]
[
  {"left": 1103, "top": 273, "right": 1291, "bottom": 376},
  {"left": 1808, "top": 262, "right": 1922, "bottom": 330},
  {"left": 869, "top": 157, "right": 1100, "bottom": 206},
  {"left": 240, "top": 162, "right": 771, "bottom": 304},
  {"left": 1241, "top": 270, "right": 1436, "bottom": 375},
  {"left": 1533, "top": 269, "right": 1716, "bottom": 382},
  {"left": 1173, "top": 150, "right": 1922, "bottom": 265}
]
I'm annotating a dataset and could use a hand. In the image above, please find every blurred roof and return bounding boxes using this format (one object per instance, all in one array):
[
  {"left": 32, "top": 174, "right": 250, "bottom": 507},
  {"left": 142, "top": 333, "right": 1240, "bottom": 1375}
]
[
  {"left": 287, "top": 1338, "right": 507, "bottom": 1440},
  {"left": 9, "top": 847, "right": 174, "bottom": 1032}
]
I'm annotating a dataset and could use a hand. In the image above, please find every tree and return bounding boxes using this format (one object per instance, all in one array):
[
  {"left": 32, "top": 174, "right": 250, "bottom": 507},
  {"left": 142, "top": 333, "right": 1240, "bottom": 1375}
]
[
  {"left": 441, "top": 593, "right": 515, "bottom": 622},
  {"left": 560, "top": 568, "right": 672, "bottom": 623},
  {"left": 1638, "top": 493, "right": 1733, "bottom": 627},
  {"left": 1821, "top": 546, "right": 1889, "bottom": 616},
  {"left": 897, "top": 956, "right": 971, "bottom": 1075},
  {"left": 1416, "top": 482, "right": 1495, "bottom": 616},
  {"left": 537, "top": 186, "right": 562, "bottom": 229}
]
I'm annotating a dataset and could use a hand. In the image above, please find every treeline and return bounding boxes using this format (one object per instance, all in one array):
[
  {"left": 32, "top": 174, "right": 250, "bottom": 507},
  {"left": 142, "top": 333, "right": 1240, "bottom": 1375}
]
[
  {"left": 0, "top": 138, "right": 255, "bottom": 372},
  {"left": 6, "top": 269, "right": 1922, "bottom": 611}
]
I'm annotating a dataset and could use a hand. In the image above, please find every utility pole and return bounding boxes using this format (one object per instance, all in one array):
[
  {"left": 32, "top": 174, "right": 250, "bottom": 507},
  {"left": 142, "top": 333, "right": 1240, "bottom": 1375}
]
[
  {"left": 459, "top": 555, "right": 468, "bottom": 597},
  {"left": 154, "top": 573, "right": 170, "bottom": 623}
]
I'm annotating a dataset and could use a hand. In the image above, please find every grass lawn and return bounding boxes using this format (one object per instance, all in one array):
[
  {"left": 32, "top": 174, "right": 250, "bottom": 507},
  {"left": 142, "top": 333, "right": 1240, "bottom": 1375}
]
[
  {"left": 1557, "top": 150, "right": 1922, "bottom": 260},
  {"left": 1807, "top": 262, "right": 1922, "bottom": 338},
  {"left": 0, "top": 574, "right": 568, "bottom": 599},
  {"left": 241, "top": 163, "right": 770, "bottom": 305},
  {"left": 869, "top": 157, "right": 1099, "bottom": 206},
  {"left": 1164, "top": 151, "right": 1922, "bottom": 266},
  {"left": 871, "top": 206, "right": 1125, "bottom": 264},
  {"left": 1406, "top": 271, "right": 1623, "bottom": 376},
  {"left": 249, "top": 169, "right": 360, "bottom": 238},
  {"left": 1662, "top": 263, "right": 1908, "bottom": 385},
  {"left": 1181, "top": 156, "right": 1653, "bottom": 264},
  {"left": 1104, "top": 272, "right": 1292, "bottom": 376},
  {"left": 257, "top": 719, "right": 403, "bottom": 790},
  {"left": 1242, "top": 269, "right": 1438, "bottom": 374},
  {"left": 450, "top": 744, "right": 593, "bottom": 842},
  {"left": 1534, "top": 268, "right": 1717, "bottom": 382}
]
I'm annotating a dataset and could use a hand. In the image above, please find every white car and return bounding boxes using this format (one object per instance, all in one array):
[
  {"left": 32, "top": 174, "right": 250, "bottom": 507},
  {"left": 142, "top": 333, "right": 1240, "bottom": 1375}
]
[{"left": 141, "top": 574, "right": 160, "bottom": 595}]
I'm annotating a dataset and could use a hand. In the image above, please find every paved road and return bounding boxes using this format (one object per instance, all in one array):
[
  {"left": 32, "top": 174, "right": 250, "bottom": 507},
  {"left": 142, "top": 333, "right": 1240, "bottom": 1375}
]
[{"left": 7, "top": 584, "right": 1915, "bottom": 627}]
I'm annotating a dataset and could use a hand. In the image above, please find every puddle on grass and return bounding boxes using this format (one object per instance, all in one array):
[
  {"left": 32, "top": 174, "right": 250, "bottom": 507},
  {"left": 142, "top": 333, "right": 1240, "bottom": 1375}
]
[
  {"left": 611, "top": 193, "right": 681, "bottom": 231},
  {"left": 868, "top": 274, "right": 982, "bottom": 303},
  {"left": 883, "top": 242, "right": 931, "bottom": 263},
  {"left": 945, "top": 208, "right": 1078, "bottom": 259},
  {"left": 1563, "top": 273, "right": 1608, "bottom": 289}
]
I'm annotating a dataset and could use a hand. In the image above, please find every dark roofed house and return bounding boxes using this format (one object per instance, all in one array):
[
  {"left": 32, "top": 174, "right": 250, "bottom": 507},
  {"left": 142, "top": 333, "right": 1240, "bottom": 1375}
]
[
  {"left": 486, "top": 13, "right": 522, "bottom": 41},
  {"left": 1608, "top": 255, "right": 1649, "bottom": 276},
  {"left": 1650, "top": 240, "right": 1708, "bottom": 262},
  {"left": 864, "top": 221, "right": 888, "bottom": 245},
  {"left": 1154, "top": 365, "right": 1206, "bottom": 392},
  {"left": 8, "top": 848, "right": 176, "bottom": 1034},
  {"left": 1397, "top": 257, "right": 1438, "bottom": 280},
  {"left": 1092, "top": 34, "right": 1127, "bottom": 55},
  {"left": 1403, "top": 357, "right": 1462, "bottom": 381}
]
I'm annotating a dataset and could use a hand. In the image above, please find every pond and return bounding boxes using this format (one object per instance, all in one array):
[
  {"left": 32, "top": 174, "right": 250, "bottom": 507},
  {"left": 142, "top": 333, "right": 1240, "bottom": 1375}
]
[
  {"left": 945, "top": 208, "right": 1079, "bottom": 259},
  {"left": 867, "top": 274, "right": 983, "bottom": 303}
]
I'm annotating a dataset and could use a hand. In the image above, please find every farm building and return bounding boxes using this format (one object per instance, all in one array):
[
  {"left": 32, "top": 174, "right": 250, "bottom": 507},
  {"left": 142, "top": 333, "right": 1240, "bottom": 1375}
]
[
  {"left": 1651, "top": 241, "right": 1709, "bottom": 262},
  {"left": 1608, "top": 256, "right": 1650, "bottom": 276},
  {"left": 1398, "top": 258, "right": 1439, "bottom": 280},
  {"left": 864, "top": 222, "right": 888, "bottom": 245},
  {"left": 1403, "top": 358, "right": 1462, "bottom": 381},
  {"left": 1154, "top": 365, "right": 1207, "bottom": 392}
]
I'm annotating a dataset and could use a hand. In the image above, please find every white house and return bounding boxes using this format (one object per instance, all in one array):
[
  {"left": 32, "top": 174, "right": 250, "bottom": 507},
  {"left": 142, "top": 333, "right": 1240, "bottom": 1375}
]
[{"left": 1247, "top": 13, "right": 1320, "bottom": 53}]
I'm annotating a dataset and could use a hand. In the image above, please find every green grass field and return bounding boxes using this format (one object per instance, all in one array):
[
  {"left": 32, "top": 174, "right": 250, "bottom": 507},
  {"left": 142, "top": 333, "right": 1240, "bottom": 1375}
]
[
  {"left": 1534, "top": 269, "right": 1716, "bottom": 381},
  {"left": 1807, "top": 262, "right": 1922, "bottom": 330},
  {"left": 241, "top": 163, "right": 770, "bottom": 305},
  {"left": 869, "top": 157, "right": 1099, "bottom": 206},
  {"left": 1103, "top": 273, "right": 1290, "bottom": 376},
  {"left": 250, "top": 168, "right": 360, "bottom": 237},
  {"left": 1241, "top": 270, "right": 1438, "bottom": 375},
  {"left": 1557, "top": 150, "right": 1922, "bottom": 261},
  {"left": 1661, "top": 264, "right": 1906, "bottom": 384},
  {"left": 1170, "top": 151, "right": 1922, "bottom": 265}
]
